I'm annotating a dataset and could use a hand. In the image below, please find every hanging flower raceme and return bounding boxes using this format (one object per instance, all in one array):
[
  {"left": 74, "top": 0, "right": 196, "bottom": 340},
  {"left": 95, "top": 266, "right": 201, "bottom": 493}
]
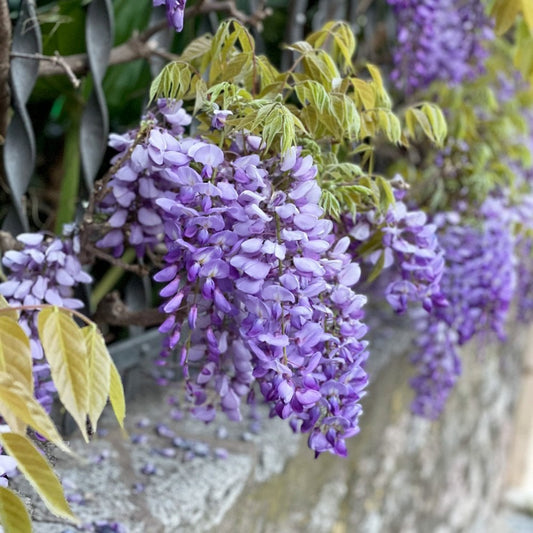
[
  {"left": 0, "top": 232, "right": 91, "bottom": 411},
  {"left": 96, "top": 100, "right": 192, "bottom": 258},
  {"left": 409, "top": 197, "right": 518, "bottom": 418},
  {"left": 388, "top": 0, "right": 493, "bottom": 94},
  {"left": 349, "top": 178, "right": 447, "bottom": 315},
  {"left": 146, "top": 130, "right": 370, "bottom": 457}
]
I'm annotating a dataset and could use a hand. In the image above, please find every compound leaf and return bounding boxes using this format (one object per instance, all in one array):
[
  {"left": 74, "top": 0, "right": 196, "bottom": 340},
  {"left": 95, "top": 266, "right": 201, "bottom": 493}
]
[
  {"left": 0, "top": 433, "right": 76, "bottom": 522},
  {"left": 37, "top": 307, "right": 89, "bottom": 442}
]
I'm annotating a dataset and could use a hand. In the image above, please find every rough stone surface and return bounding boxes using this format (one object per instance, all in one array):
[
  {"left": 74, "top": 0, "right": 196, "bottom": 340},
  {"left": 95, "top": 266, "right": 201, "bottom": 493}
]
[{"left": 14, "top": 322, "right": 527, "bottom": 532}]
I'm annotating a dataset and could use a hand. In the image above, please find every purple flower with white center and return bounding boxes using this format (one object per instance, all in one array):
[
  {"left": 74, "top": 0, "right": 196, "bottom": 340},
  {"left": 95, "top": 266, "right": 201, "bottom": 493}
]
[
  {"left": 153, "top": 0, "right": 187, "bottom": 32},
  {"left": 0, "top": 232, "right": 91, "bottom": 412}
]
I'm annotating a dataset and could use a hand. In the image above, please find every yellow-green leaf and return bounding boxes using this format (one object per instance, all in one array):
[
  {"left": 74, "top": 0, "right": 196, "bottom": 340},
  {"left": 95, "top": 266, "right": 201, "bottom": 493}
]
[
  {"left": 0, "top": 372, "right": 70, "bottom": 453},
  {"left": 521, "top": 0, "right": 533, "bottom": 30},
  {"left": 0, "top": 316, "right": 34, "bottom": 434},
  {"left": 0, "top": 486, "right": 32, "bottom": 533},
  {"left": 37, "top": 307, "right": 89, "bottom": 442},
  {"left": 0, "top": 296, "right": 18, "bottom": 322},
  {"left": 108, "top": 357, "right": 125, "bottom": 429},
  {"left": 421, "top": 103, "right": 448, "bottom": 146},
  {"left": 82, "top": 325, "right": 111, "bottom": 431},
  {"left": 149, "top": 61, "right": 195, "bottom": 104},
  {"left": 0, "top": 316, "right": 33, "bottom": 393},
  {"left": 0, "top": 433, "right": 76, "bottom": 523},
  {"left": 366, "top": 64, "right": 392, "bottom": 109},
  {"left": 180, "top": 33, "right": 213, "bottom": 65},
  {"left": 491, "top": 0, "right": 520, "bottom": 35}
]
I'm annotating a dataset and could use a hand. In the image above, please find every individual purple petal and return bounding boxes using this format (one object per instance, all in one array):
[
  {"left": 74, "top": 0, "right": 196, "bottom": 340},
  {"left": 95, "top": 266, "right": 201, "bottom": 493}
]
[{"left": 192, "top": 144, "right": 224, "bottom": 167}]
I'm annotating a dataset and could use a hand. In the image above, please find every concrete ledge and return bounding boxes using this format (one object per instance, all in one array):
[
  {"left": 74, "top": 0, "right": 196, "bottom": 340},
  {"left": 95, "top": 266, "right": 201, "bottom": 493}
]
[{"left": 13, "top": 322, "right": 528, "bottom": 533}]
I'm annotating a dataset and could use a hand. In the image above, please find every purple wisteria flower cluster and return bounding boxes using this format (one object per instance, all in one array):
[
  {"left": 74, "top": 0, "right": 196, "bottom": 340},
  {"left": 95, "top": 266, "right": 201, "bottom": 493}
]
[
  {"left": 0, "top": 232, "right": 91, "bottom": 411},
  {"left": 388, "top": 0, "right": 493, "bottom": 93},
  {"left": 96, "top": 100, "right": 192, "bottom": 258},
  {"left": 95, "top": 101, "right": 369, "bottom": 455},
  {"left": 349, "top": 179, "right": 447, "bottom": 315},
  {"left": 151, "top": 138, "right": 370, "bottom": 457},
  {"left": 409, "top": 197, "right": 517, "bottom": 418},
  {"left": 153, "top": 0, "right": 187, "bottom": 32}
]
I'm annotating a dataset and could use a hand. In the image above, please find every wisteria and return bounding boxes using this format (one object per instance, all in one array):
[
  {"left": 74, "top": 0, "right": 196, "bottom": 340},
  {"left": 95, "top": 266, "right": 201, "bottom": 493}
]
[
  {"left": 388, "top": 0, "right": 493, "bottom": 93},
  {"left": 409, "top": 198, "right": 517, "bottom": 418},
  {"left": 0, "top": 232, "right": 91, "bottom": 411},
  {"left": 349, "top": 179, "right": 447, "bottom": 315},
  {"left": 96, "top": 100, "right": 191, "bottom": 258},
  {"left": 148, "top": 131, "right": 370, "bottom": 456},
  {"left": 153, "top": 0, "right": 187, "bottom": 32}
]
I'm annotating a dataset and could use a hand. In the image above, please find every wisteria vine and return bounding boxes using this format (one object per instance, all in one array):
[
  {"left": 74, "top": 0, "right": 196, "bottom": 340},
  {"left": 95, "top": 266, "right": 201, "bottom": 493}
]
[{"left": 0, "top": 3, "right": 532, "bottom": 462}]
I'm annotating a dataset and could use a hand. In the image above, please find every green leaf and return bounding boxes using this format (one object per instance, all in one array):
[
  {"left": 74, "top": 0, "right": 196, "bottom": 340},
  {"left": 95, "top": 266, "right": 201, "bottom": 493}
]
[
  {"left": 300, "top": 50, "right": 340, "bottom": 90},
  {"left": 82, "top": 326, "right": 111, "bottom": 431},
  {"left": 0, "top": 433, "right": 76, "bottom": 523},
  {"left": 37, "top": 307, "right": 89, "bottom": 442},
  {"left": 180, "top": 34, "right": 213, "bottom": 66},
  {"left": 376, "top": 176, "right": 396, "bottom": 212},
  {"left": 0, "top": 486, "right": 32, "bottom": 533},
  {"left": 306, "top": 21, "right": 356, "bottom": 72},
  {"left": 367, "top": 250, "right": 387, "bottom": 284},
  {"left": 320, "top": 190, "right": 342, "bottom": 219},
  {"left": 109, "top": 357, "right": 126, "bottom": 430},
  {"left": 208, "top": 20, "right": 255, "bottom": 85},
  {"left": 421, "top": 103, "right": 448, "bottom": 146},
  {"left": 377, "top": 109, "right": 401, "bottom": 144},
  {"left": 113, "top": 0, "right": 151, "bottom": 44},
  {"left": 54, "top": 105, "right": 81, "bottom": 234},
  {"left": 149, "top": 62, "right": 196, "bottom": 104},
  {"left": 405, "top": 106, "right": 446, "bottom": 144},
  {"left": 0, "top": 372, "right": 70, "bottom": 453}
]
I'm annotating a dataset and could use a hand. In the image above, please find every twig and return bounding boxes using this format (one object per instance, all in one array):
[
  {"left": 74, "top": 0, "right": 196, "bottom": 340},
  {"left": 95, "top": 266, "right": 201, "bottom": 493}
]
[
  {"left": 85, "top": 244, "right": 149, "bottom": 276},
  {"left": 94, "top": 291, "right": 165, "bottom": 328},
  {"left": 0, "top": 0, "right": 11, "bottom": 143},
  {"left": 10, "top": 51, "right": 81, "bottom": 88},
  {"left": 33, "top": 0, "right": 272, "bottom": 79}
]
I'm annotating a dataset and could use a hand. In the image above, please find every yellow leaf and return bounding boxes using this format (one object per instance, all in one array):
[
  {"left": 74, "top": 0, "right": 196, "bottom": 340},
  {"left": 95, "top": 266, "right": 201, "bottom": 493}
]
[
  {"left": 0, "top": 317, "right": 33, "bottom": 433},
  {"left": 0, "top": 433, "right": 76, "bottom": 523},
  {"left": 82, "top": 326, "right": 111, "bottom": 431},
  {"left": 108, "top": 357, "right": 126, "bottom": 430},
  {"left": 491, "top": 0, "right": 520, "bottom": 35},
  {"left": 0, "top": 317, "right": 33, "bottom": 393},
  {"left": 37, "top": 307, "right": 89, "bottom": 442},
  {"left": 0, "top": 296, "right": 18, "bottom": 322},
  {"left": 0, "top": 486, "right": 32, "bottom": 533},
  {"left": 0, "top": 372, "right": 70, "bottom": 454},
  {"left": 521, "top": 0, "right": 533, "bottom": 30},
  {"left": 351, "top": 78, "right": 376, "bottom": 110}
]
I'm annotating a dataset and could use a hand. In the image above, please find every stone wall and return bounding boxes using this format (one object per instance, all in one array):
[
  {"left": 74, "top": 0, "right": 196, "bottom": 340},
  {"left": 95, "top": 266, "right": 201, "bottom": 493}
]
[{"left": 21, "top": 322, "right": 526, "bottom": 533}]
